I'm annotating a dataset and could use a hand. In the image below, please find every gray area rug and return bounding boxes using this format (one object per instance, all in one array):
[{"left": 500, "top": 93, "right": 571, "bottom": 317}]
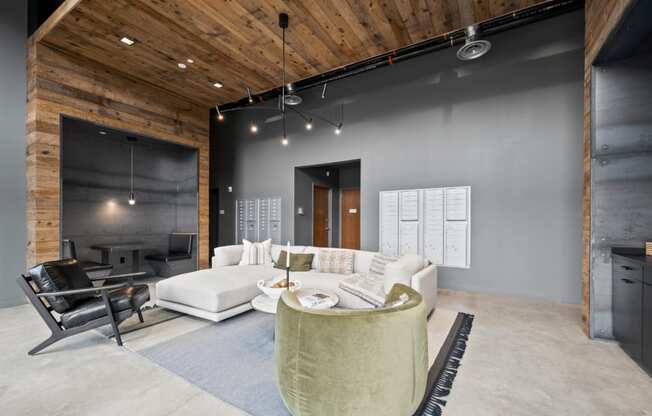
[
  {"left": 140, "top": 311, "right": 289, "bottom": 416},
  {"left": 96, "top": 306, "right": 183, "bottom": 339},
  {"left": 138, "top": 309, "right": 473, "bottom": 416}
]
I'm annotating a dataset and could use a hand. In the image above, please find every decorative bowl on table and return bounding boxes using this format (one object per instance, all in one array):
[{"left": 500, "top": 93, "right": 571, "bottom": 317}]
[{"left": 257, "top": 278, "right": 302, "bottom": 300}]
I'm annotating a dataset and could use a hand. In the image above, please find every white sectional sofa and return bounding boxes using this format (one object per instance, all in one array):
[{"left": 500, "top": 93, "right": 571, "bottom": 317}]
[{"left": 156, "top": 244, "right": 437, "bottom": 322}]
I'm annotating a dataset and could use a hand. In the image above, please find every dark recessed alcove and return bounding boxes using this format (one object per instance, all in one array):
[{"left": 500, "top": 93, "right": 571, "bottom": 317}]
[
  {"left": 589, "top": 0, "right": 652, "bottom": 338},
  {"left": 61, "top": 117, "right": 199, "bottom": 276}
]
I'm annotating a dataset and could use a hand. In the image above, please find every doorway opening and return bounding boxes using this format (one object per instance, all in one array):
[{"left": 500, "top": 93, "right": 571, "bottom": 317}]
[{"left": 294, "top": 160, "right": 361, "bottom": 249}]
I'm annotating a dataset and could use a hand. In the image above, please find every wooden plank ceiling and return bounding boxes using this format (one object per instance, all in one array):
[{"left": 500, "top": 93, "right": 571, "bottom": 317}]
[{"left": 37, "top": 0, "right": 549, "bottom": 106}]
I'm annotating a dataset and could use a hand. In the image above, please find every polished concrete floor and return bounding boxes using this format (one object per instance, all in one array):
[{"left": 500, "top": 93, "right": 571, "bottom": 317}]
[{"left": 1, "top": 290, "right": 651, "bottom": 416}]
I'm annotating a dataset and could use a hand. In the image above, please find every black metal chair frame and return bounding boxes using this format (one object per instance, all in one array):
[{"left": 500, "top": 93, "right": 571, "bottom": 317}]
[
  {"left": 17, "top": 272, "right": 147, "bottom": 355},
  {"left": 145, "top": 234, "right": 194, "bottom": 264}
]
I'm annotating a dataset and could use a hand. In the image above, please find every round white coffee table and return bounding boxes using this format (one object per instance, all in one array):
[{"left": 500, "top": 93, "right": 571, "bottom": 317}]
[
  {"left": 251, "top": 294, "right": 279, "bottom": 314},
  {"left": 251, "top": 289, "right": 339, "bottom": 314}
]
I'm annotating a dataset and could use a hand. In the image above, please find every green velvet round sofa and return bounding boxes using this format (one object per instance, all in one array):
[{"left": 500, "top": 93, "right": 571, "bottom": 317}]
[{"left": 275, "top": 284, "right": 428, "bottom": 416}]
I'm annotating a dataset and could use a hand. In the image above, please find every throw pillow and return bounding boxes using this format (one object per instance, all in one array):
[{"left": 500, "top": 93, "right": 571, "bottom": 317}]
[
  {"left": 318, "top": 250, "right": 354, "bottom": 275},
  {"left": 339, "top": 273, "right": 386, "bottom": 307},
  {"left": 383, "top": 254, "right": 425, "bottom": 294},
  {"left": 369, "top": 253, "right": 398, "bottom": 276},
  {"left": 238, "top": 239, "right": 272, "bottom": 265},
  {"left": 274, "top": 250, "right": 315, "bottom": 272}
]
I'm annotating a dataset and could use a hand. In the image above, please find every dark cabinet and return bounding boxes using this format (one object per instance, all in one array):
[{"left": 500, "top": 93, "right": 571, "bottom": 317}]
[
  {"left": 612, "top": 252, "right": 652, "bottom": 376},
  {"left": 644, "top": 277, "right": 652, "bottom": 373},
  {"left": 613, "top": 266, "right": 642, "bottom": 361}
]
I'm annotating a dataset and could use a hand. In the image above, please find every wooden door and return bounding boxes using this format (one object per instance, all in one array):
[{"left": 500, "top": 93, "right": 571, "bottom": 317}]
[
  {"left": 313, "top": 185, "right": 330, "bottom": 247},
  {"left": 341, "top": 188, "right": 360, "bottom": 249}
]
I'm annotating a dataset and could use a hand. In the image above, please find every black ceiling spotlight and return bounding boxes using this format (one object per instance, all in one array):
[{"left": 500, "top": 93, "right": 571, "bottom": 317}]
[{"left": 214, "top": 12, "right": 344, "bottom": 146}]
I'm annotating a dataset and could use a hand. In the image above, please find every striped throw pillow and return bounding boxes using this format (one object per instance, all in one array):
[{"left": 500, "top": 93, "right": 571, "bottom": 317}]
[
  {"left": 369, "top": 254, "right": 398, "bottom": 276},
  {"left": 238, "top": 239, "right": 272, "bottom": 265}
]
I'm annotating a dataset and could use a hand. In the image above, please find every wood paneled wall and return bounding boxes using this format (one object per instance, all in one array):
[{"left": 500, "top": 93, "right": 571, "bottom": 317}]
[
  {"left": 582, "top": 0, "right": 634, "bottom": 335},
  {"left": 26, "top": 40, "right": 210, "bottom": 269}
]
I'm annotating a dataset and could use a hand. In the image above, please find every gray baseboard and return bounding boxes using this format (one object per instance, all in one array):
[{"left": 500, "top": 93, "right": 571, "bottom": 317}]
[{"left": 0, "top": 296, "right": 27, "bottom": 309}]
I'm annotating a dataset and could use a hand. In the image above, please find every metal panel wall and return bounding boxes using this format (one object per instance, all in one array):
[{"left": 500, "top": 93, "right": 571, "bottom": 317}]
[{"left": 590, "top": 54, "right": 652, "bottom": 338}]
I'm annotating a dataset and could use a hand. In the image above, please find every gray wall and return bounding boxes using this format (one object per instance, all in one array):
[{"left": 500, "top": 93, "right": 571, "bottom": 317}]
[
  {"left": 213, "top": 12, "right": 585, "bottom": 304},
  {"left": 0, "top": 1, "right": 27, "bottom": 308},
  {"left": 62, "top": 118, "right": 199, "bottom": 276},
  {"left": 590, "top": 53, "right": 652, "bottom": 338}
]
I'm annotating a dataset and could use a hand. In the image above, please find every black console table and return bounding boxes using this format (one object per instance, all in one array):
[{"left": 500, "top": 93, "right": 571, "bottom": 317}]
[
  {"left": 91, "top": 242, "right": 151, "bottom": 273},
  {"left": 612, "top": 248, "right": 652, "bottom": 376}
]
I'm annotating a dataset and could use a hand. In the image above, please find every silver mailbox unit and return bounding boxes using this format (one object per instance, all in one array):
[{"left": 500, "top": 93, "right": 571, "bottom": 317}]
[
  {"left": 235, "top": 197, "right": 282, "bottom": 244},
  {"left": 379, "top": 186, "right": 471, "bottom": 268}
]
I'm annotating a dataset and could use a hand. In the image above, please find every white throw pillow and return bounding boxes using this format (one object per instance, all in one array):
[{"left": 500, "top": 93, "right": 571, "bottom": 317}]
[
  {"left": 318, "top": 250, "right": 354, "bottom": 274},
  {"left": 239, "top": 239, "right": 272, "bottom": 265},
  {"left": 260, "top": 239, "right": 272, "bottom": 264},
  {"left": 383, "top": 254, "right": 425, "bottom": 294},
  {"left": 369, "top": 253, "right": 398, "bottom": 276},
  {"left": 213, "top": 245, "right": 244, "bottom": 266}
]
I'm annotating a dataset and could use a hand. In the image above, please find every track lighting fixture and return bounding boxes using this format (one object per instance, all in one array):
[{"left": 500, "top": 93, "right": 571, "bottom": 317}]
[
  {"left": 215, "top": 105, "right": 224, "bottom": 121},
  {"left": 250, "top": 122, "right": 258, "bottom": 133},
  {"left": 334, "top": 124, "right": 342, "bottom": 135},
  {"left": 321, "top": 83, "right": 328, "bottom": 99},
  {"left": 305, "top": 119, "right": 313, "bottom": 131},
  {"left": 247, "top": 87, "right": 253, "bottom": 104},
  {"left": 281, "top": 136, "right": 289, "bottom": 146}
]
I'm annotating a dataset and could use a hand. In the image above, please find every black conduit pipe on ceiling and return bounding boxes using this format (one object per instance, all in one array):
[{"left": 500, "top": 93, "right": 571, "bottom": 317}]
[{"left": 219, "top": 0, "right": 584, "bottom": 111}]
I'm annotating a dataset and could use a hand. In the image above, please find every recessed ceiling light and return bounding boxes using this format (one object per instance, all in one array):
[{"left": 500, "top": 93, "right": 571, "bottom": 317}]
[
  {"left": 187, "top": 59, "right": 194, "bottom": 64},
  {"left": 120, "top": 37, "right": 135, "bottom": 46},
  {"left": 99, "top": 131, "right": 107, "bottom": 135},
  {"left": 178, "top": 63, "right": 187, "bottom": 69},
  {"left": 213, "top": 82, "right": 224, "bottom": 88}
]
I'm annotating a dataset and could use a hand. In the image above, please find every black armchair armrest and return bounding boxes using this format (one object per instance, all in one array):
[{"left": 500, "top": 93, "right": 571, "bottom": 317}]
[
  {"left": 105, "top": 272, "right": 147, "bottom": 280},
  {"left": 89, "top": 272, "right": 147, "bottom": 282},
  {"left": 35, "top": 282, "right": 129, "bottom": 298}
]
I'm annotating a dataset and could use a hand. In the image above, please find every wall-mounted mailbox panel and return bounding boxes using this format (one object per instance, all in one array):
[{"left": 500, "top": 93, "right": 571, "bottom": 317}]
[{"left": 379, "top": 186, "right": 471, "bottom": 268}]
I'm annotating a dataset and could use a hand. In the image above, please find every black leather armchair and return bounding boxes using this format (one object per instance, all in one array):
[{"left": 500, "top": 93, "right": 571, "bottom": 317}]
[
  {"left": 17, "top": 259, "right": 150, "bottom": 355},
  {"left": 62, "top": 239, "right": 113, "bottom": 277}
]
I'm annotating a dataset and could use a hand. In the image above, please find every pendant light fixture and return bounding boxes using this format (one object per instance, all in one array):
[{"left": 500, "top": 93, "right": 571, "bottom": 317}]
[
  {"left": 127, "top": 137, "right": 136, "bottom": 205},
  {"left": 214, "top": 13, "right": 344, "bottom": 146},
  {"left": 280, "top": 13, "right": 289, "bottom": 146}
]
